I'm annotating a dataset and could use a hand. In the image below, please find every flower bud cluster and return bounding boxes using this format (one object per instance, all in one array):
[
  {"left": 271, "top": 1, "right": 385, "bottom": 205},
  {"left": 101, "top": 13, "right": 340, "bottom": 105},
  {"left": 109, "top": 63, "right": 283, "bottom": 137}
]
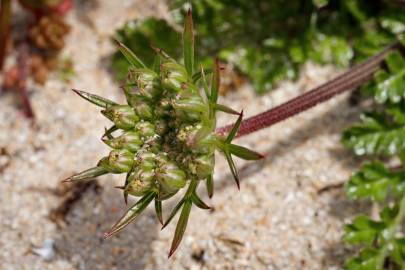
[
  {"left": 66, "top": 12, "right": 263, "bottom": 257},
  {"left": 96, "top": 59, "right": 215, "bottom": 198}
]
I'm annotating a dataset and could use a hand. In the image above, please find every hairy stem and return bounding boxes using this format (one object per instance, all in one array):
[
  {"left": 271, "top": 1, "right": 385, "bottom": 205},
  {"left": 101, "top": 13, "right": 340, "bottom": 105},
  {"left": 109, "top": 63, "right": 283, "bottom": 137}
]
[
  {"left": 0, "top": 0, "right": 11, "bottom": 70},
  {"left": 216, "top": 42, "right": 398, "bottom": 138}
]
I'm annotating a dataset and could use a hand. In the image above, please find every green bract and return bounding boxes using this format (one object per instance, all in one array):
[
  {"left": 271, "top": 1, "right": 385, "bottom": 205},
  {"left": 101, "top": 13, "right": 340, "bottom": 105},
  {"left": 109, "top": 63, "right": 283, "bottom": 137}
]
[{"left": 65, "top": 11, "right": 262, "bottom": 257}]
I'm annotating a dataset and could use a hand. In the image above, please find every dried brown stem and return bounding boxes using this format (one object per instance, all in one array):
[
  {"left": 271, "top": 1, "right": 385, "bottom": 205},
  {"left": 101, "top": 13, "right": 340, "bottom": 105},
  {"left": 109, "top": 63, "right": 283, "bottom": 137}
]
[
  {"left": 0, "top": 0, "right": 11, "bottom": 70},
  {"left": 16, "top": 44, "right": 35, "bottom": 119},
  {"left": 216, "top": 42, "right": 398, "bottom": 138}
]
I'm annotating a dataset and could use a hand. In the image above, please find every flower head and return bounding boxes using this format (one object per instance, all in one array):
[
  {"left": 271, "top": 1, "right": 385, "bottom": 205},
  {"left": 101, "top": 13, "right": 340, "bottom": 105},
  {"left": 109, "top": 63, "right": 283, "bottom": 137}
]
[{"left": 64, "top": 10, "right": 263, "bottom": 257}]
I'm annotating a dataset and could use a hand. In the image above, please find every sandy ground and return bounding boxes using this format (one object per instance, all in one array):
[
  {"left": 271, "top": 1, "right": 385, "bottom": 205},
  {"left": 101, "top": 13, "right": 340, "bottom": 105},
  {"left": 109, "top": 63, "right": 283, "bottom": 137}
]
[{"left": 0, "top": 1, "right": 369, "bottom": 269}]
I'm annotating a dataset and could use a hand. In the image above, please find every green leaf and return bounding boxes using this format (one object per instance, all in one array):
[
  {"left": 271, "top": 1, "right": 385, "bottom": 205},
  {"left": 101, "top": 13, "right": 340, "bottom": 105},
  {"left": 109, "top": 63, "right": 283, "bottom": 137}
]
[
  {"left": 102, "top": 125, "right": 118, "bottom": 140},
  {"left": 162, "top": 198, "right": 185, "bottom": 229},
  {"left": 191, "top": 192, "right": 210, "bottom": 209},
  {"left": 214, "top": 104, "right": 239, "bottom": 115},
  {"left": 386, "top": 104, "right": 405, "bottom": 125},
  {"left": 155, "top": 198, "right": 163, "bottom": 225},
  {"left": 312, "top": 0, "right": 328, "bottom": 8},
  {"left": 346, "top": 161, "right": 397, "bottom": 201},
  {"left": 168, "top": 199, "right": 192, "bottom": 258},
  {"left": 224, "top": 150, "right": 240, "bottom": 190},
  {"left": 210, "top": 58, "right": 220, "bottom": 103},
  {"left": 228, "top": 144, "right": 264, "bottom": 160},
  {"left": 226, "top": 111, "right": 243, "bottom": 143},
  {"left": 400, "top": 33, "right": 405, "bottom": 47},
  {"left": 344, "top": 248, "right": 380, "bottom": 270},
  {"left": 380, "top": 204, "right": 399, "bottom": 225},
  {"left": 342, "top": 112, "right": 405, "bottom": 156},
  {"left": 392, "top": 238, "right": 405, "bottom": 265},
  {"left": 192, "top": 68, "right": 212, "bottom": 84},
  {"left": 310, "top": 34, "right": 353, "bottom": 67},
  {"left": 343, "top": 215, "right": 385, "bottom": 245},
  {"left": 111, "top": 18, "right": 181, "bottom": 81},
  {"left": 104, "top": 191, "right": 155, "bottom": 238},
  {"left": 152, "top": 54, "right": 161, "bottom": 74},
  {"left": 183, "top": 9, "right": 194, "bottom": 76},
  {"left": 123, "top": 171, "right": 131, "bottom": 205},
  {"left": 206, "top": 174, "right": 214, "bottom": 198},
  {"left": 72, "top": 89, "right": 117, "bottom": 108},
  {"left": 374, "top": 51, "right": 405, "bottom": 104},
  {"left": 353, "top": 31, "right": 393, "bottom": 62},
  {"left": 115, "top": 40, "right": 146, "bottom": 69},
  {"left": 380, "top": 14, "right": 405, "bottom": 35},
  {"left": 151, "top": 45, "right": 176, "bottom": 62},
  {"left": 199, "top": 65, "right": 210, "bottom": 99},
  {"left": 62, "top": 166, "right": 108, "bottom": 182}
]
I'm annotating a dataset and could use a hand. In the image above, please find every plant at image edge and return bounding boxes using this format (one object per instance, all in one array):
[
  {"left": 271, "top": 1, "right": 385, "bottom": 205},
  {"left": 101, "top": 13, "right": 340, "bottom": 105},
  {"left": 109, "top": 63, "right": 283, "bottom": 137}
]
[{"left": 342, "top": 51, "right": 405, "bottom": 269}]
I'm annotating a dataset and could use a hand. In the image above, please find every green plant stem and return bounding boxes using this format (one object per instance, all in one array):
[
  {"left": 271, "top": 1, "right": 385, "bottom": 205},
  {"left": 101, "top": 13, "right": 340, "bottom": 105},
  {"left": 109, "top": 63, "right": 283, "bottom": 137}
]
[
  {"left": 0, "top": 0, "right": 11, "bottom": 71},
  {"left": 216, "top": 42, "right": 398, "bottom": 138},
  {"left": 377, "top": 192, "right": 405, "bottom": 269},
  {"left": 185, "top": 179, "right": 198, "bottom": 197}
]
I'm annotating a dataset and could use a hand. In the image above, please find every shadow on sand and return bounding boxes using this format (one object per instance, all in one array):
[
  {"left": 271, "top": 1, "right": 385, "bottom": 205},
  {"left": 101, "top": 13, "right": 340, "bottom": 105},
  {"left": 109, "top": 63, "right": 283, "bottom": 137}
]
[{"left": 54, "top": 184, "right": 159, "bottom": 270}]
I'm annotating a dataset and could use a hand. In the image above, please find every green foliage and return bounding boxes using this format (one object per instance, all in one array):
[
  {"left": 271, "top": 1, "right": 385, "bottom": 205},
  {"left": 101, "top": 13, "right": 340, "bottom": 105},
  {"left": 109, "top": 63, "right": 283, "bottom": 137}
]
[
  {"left": 111, "top": 0, "right": 403, "bottom": 94},
  {"left": 111, "top": 18, "right": 181, "bottom": 81},
  {"left": 342, "top": 109, "right": 405, "bottom": 156},
  {"left": 374, "top": 52, "right": 405, "bottom": 104},
  {"left": 344, "top": 248, "right": 381, "bottom": 270},
  {"left": 346, "top": 162, "right": 403, "bottom": 201},
  {"left": 344, "top": 215, "right": 385, "bottom": 246},
  {"left": 342, "top": 51, "right": 405, "bottom": 269},
  {"left": 343, "top": 202, "right": 405, "bottom": 269}
]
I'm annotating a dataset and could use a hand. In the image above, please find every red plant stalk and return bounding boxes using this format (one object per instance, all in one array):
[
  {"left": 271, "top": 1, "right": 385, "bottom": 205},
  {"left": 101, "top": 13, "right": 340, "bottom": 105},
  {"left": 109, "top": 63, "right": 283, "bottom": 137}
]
[
  {"left": 0, "top": 0, "right": 12, "bottom": 71},
  {"left": 216, "top": 43, "right": 398, "bottom": 138}
]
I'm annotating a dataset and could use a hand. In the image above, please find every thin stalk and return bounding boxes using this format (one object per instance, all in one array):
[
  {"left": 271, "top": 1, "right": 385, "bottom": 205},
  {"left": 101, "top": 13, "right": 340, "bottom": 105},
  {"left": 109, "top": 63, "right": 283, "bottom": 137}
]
[
  {"left": 216, "top": 42, "right": 398, "bottom": 138},
  {"left": 0, "top": 0, "right": 12, "bottom": 70}
]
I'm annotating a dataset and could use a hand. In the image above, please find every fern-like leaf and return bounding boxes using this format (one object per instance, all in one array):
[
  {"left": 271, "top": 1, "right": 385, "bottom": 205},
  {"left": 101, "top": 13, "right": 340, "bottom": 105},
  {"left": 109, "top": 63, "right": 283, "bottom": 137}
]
[
  {"left": 374, "top": 51, "right": 405, "bottom": 104},
  {"left": 342, "top": 111, "right": 405, "bottom": 156}
]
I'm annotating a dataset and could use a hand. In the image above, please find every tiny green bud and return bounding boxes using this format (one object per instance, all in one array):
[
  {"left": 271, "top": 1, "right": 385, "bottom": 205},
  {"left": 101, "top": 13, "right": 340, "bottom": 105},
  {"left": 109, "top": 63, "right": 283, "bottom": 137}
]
[
  {"left": 125, "top": 168, "right": 155, "bottom": 196},
  {"left": 172, "top": 95, "right": 206, "bottom": 113},
  {"left": 135, "top": 121, "right": 156, "bottom": 138},
  {"left": 157, "top": 188, "right": 178, "bottom": 201},
  {"left": 155, "top": 98, "right": 172, "bottom": 117},
  {"left": 161, "top": 62, "right": 188, "bottom": 91},
  {"left": 156, "top": 152, "right": 169, "bottom": 165},
  {"left": 101, "top": 149, "right": 134, "bottom": 173},
  {"left": 155, "top": 119, "right": 168, "bottom": 135},
  {"left": 191, "top": 154, "right": 214, "bottom": 179},
  {"left": 135, "top": 151, "right": 156, "bottom": 170},
  {"left": 101, "top": 105, "right": 139, "bottom": 130},
  {"left": 156, "top": 162, "right": 186, "bottom": 193},
  {"left": 103, "top": 131, "right": 143, "bottom": 152},
  {"left": 176, "top": 124, "right": 201, "bottom": 146},
  {"left": 174, "top": 109, "right": 200, "bottom": 122},
  {"left": 147, "top": 139, "right": 162, "bottom": 154},
  {"left": 133, "top": 98, "right": 154, "bottom": 120},
  {"left": 133, "top": 69, "right": 161, "bottom": 99}
]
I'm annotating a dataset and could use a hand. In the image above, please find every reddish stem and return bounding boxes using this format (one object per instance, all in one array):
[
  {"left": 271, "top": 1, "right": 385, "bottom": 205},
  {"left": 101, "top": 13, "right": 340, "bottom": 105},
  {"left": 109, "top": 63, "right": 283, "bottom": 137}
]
[{"left": 216, "top": 43, "right": 398, "bottom": 138}]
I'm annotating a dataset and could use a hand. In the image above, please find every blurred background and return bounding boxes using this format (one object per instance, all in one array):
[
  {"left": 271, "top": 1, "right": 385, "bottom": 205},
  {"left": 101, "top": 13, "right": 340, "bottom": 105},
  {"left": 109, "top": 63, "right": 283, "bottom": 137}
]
[{"left": 0, "top": 0, "right": 404, "bottom": 269}]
